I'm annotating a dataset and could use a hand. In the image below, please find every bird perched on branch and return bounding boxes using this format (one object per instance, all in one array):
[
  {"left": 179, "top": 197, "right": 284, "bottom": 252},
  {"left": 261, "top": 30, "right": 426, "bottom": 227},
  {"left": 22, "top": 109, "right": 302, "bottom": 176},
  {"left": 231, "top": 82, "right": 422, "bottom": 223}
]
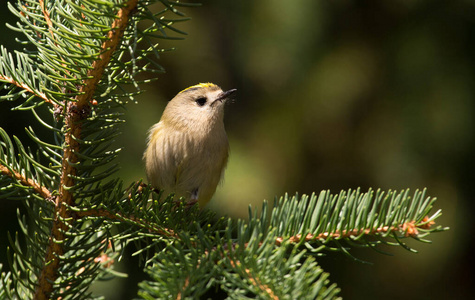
[{"left": 144, "top": 83, "right": 236, "bottom": 207}]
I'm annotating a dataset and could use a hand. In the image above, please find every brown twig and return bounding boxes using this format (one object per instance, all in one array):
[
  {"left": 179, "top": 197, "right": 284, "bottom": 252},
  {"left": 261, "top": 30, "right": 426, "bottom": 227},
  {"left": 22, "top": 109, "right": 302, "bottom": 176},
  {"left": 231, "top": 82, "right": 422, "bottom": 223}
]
[
  {"left": 33, "top": 1, "right": 139, "bottom": 299},
  {"left": 0, "top": 75, "right": 53, "bottom": 104},
  {"left": 39, "top": 0, "right": 54, "bottom": 40},
  {"left": 75, "top": 208, "right": 178, "bottom": 239},
  {"left": 76, "top": 0, "right": 138, "bottom": 108},
  {"left": 275, "top": 219, "right": 436, "bottom": 246},
  {"left": 176, "top": 277, "right": 190, "bottom": 300},
  {"left": 0, "top": 164, "right": 52, "bottom": 200}
]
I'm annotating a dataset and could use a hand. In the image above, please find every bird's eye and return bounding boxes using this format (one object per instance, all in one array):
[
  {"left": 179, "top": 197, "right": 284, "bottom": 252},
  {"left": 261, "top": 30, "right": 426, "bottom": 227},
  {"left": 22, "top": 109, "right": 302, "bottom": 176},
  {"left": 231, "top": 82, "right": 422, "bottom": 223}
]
[{"left": 195, "top": 97, "right": 207, "bottom": 106}]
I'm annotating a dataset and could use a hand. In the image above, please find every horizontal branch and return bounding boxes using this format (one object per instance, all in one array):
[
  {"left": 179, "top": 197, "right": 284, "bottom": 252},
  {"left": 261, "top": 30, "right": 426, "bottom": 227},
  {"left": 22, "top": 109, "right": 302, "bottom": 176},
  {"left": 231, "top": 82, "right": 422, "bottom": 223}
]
[
  {"left": 0, "top": 164, "right": 52, "bottom": 200},
  {"left": 0, "top": 74, "right": 53, "bottom": 104},
  {"left": 75, "top": 208, "right": 178, "bottom": 239},
  {"left": 275, "top": 217, "right": 437, "bottom": 246}
]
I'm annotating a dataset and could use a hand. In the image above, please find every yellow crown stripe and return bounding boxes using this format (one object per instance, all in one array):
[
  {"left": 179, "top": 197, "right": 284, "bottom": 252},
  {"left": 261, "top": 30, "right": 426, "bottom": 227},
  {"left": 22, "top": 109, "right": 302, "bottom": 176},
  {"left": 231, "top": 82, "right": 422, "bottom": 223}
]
[{"left": 178, "top": 82, "right": 218, "bottom": 94}]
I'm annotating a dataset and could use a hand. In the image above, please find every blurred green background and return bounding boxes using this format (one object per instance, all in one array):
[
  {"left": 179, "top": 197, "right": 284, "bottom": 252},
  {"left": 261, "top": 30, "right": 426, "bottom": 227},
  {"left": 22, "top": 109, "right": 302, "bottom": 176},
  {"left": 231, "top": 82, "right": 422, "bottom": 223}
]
[{"left": 1, "top": 0, "right": 474, "bottom": 299}]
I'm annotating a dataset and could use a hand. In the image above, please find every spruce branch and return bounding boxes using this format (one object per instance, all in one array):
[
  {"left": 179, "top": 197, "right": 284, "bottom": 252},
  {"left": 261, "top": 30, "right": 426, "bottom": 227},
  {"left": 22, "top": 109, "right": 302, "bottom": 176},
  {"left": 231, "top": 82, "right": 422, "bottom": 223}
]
[
  {"left": 228, "top": 259, "right": 278, "bottom": 300},
  {"left": 76, "top": 0, "right": 139, "bottom": 108},
  {"left": 276, "top": 216, "right": 437, "bottom": 246},
  {"left": 253, "top": 188, "right": 446, "bottom": 259},
  {"left": 34, "top": 2, "right": 141, "bottom": 298},
  {"left": 0, "top": 128, "right": 55, "bottom": 202},
  {"left": 0, "top": 164, "right": 52, "bottom": 200},
  {"left": 0, "top": 74, "right": 51, "bottom": 104},
  {"left": 1, "top": 0, "right": 189, "bottom": 298},
  {"left": 38, "top": 0, "right": 54, "bottom": 40},
  {"left": 74, "top": 207, "right": 178, "bottom": 239}
]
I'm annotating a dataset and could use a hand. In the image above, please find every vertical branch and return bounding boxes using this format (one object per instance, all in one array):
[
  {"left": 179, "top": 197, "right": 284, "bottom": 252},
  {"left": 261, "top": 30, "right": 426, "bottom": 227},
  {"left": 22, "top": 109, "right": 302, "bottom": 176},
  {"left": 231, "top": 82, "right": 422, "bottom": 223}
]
[
  {"left": 76, "top": 0, "right": 139, "bottom": 107},
  {"left": 34, "top": 1, "right": 139, "bottom": 299}
]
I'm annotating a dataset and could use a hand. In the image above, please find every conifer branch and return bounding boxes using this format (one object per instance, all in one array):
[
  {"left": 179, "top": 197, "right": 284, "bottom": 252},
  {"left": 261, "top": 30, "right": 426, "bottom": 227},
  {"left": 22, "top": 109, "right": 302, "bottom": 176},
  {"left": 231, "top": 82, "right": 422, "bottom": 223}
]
[
  {"left": 77, "top": 0, "right": 138, "bottom": 108},
  {"left": 34, "top": 2, "right": 140, "bottom": 299},
  {"left": 176, "top": 278, "right": 190, "bottom": 300},
  {"left": 276, "top": 216, "right": 437, "bottom": 246},
  {"left": 75, "top": 208, "right": 178, "bottom": 239},
  {"left": 230, "top": 259, "right": 278, "bottom": 300},
  {"left": 38, "top": 0, "right": 54, "bottom": 40},
  {"left": 0, "top": 74, "right": 52, "bottom": 104},
  {"left": 0, "top": 164, "right": 52, "bottom": 200}
]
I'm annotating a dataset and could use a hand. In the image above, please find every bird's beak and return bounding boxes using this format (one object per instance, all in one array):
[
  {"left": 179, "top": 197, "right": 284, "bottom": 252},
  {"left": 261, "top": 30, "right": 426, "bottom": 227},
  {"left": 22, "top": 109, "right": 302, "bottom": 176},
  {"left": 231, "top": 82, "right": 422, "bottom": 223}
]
[{"left": 216, "top": 88, "right": 237, "bottom": 102}]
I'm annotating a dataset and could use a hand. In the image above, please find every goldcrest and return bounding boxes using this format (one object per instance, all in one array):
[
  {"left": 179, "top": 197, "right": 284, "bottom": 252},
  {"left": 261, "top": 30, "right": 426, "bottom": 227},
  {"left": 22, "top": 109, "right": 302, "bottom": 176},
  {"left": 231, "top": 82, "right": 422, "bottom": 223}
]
[{"left": 144, "top": 83, "right": 236, "bottom": 207}]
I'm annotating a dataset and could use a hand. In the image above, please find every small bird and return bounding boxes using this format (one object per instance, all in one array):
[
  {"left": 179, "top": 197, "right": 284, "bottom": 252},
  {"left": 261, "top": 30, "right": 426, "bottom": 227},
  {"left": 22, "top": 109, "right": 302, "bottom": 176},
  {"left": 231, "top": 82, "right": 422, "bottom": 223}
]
[{"left": 143, "top": 83, "right": 236, "bottom": 207}]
